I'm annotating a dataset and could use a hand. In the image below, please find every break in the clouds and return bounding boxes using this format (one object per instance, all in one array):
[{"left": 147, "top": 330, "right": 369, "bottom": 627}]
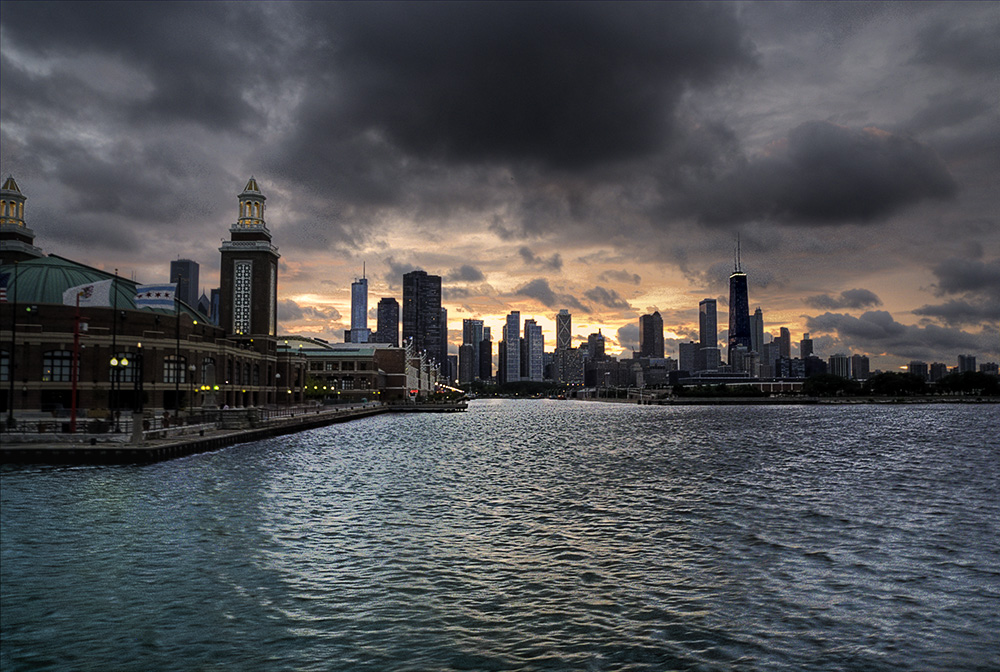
[{"left": 2, "top": 2, "right": 998, "bottom": 367}]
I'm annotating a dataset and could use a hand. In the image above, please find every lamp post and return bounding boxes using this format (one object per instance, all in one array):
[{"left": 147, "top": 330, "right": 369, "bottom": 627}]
[
  {"left": 188, "top": 364, "right": 196, "bottom": 412},
  {"left": 110, "top": 354, "right": 129, "bottom": 432},
  {"left": 275, "top": 372, "right": 281, "bottom": 409},
  {"left": 134, "top": 342, "right": 144, "bottom": 413}
]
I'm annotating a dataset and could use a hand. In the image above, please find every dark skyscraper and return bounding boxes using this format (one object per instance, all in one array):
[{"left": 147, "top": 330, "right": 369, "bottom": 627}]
[
  {"left": 639, "top": 311, "right": 664, "bottom": 358},
  {"left": 699, "top": 299, "right": 717, "bottom": 349},
  {"left": 170, "top": 258, "right": 199, "bottom": 308},
  {"left": 376, "top": 297, "right": 399, "bottom": 346},
  {"left": 402, "top": 270, "right": 442, "bottom": 363},
  {"left": 727, "top": 242, "right": 751, "bottom": 364}
]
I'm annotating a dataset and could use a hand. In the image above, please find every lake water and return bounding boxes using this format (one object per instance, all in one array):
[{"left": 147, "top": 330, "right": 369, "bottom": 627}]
[{"left": 2, "top": 400, "right": 999, "bottom": 671}]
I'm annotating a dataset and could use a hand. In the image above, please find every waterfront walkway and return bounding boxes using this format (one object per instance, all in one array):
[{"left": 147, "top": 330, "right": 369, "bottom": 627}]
[{"left": 1, "top": 401, "right": 467, "bottom": 465}]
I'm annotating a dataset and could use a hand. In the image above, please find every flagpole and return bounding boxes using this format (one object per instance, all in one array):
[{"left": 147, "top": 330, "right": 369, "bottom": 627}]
[
  {"left": 111, "top": 269, "right": 119, "bottom": 431},
  {"left": 175, "top": 275, "right": 181, "bottom": 415},
  {"left": 70, "top": 292, "right": 82, "bottom": 434},
  {"left": 6, "top": 262, "right": 17, "bottom": 429}
]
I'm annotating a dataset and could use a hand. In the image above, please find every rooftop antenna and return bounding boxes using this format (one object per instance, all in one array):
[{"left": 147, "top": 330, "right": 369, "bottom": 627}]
[
  {"left": 363, "top": 261, "right": 366, "bottom": 280},
  {"left": 735, "top": 233, "right": 743, "bottom": 273}
]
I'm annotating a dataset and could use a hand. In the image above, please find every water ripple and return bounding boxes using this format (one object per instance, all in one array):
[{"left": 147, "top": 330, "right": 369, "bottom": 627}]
[{"left": 3, "top": 400, "right": 999, "bottom": 671}]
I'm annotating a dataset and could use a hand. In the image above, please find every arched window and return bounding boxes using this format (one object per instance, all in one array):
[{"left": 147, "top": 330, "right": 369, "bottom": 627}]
[
  {"left": 163, "top": 355, "right": 187, "bottom": 383},
  {"left": 202, "top": 357, "right": 216, "bottom": 385},
  {"left": 42, "top": 350, "right": 75, "bottom": 382}
]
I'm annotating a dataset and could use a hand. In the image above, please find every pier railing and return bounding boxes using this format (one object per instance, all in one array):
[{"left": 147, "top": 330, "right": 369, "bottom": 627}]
[{"left": 0, "top": 402, "right": 385, "bottom": 444}]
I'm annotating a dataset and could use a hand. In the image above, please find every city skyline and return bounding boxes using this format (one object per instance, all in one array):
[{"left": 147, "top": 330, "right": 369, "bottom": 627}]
[{"left": 1, "top": 2, "right": 997, "bottom": 370}]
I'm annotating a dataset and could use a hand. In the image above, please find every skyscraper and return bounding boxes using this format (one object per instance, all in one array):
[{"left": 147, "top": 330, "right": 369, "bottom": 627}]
[
  {"left": 588, "top": 330, "right": 606, "bottom": 361},
  {"left": 348, "top": 271, "right": 369, "bottom": 343},
  {"left": 462, "top": 319, "right": 484, "bottom": 379},
  {"left": 698, "top": 298, "right": 719, "bottom": 372},
  {"left": 524, "top": 319, "right": 543, "bottom": 382},
  {"left": 376, "top": 297, "right": 399, "bottom": 346},
  {"left": 799, "top": 332, "right": 813, "bottom": 359},
  {"left": 750, "top": 307, "right": 764, "bottom": 353},
  {"left": 402, "top": 270, "right": 442, "bottom": 363},
  {"left": 556, "top": 309, "right": 572, "bottom": 352},
  {"left": 728, "top": 245, "right": 751, "bottom": 364},
  {"left": 440, "top": 307, "right": 449, "bottom": 379},
  {"left": 699, "top": 299, "right": 717, "bottom": 348},
  {"left": 479, "top": 326, "right": 493, "bottom": 381},
  {"left": 777, "top": 327, "right": 791, "bottom": 359},
  {"left": 639, "top": 311, "right": 664, "bottom": 358},
  {"left": 170, "top": 259, "right": 199, "bottom": 308},
  {"left": 503, "top": 311, "right": 521, "bottom": 384}
]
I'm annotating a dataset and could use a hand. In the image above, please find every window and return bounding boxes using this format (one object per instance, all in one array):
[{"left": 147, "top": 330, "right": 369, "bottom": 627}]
[
  {"left": 42, "top": 350, "right": 75, "bottom": 382},
  {"left": 163, "top": 356, "right": 187, "bottom": 384},
  {"left": 109, "top": 351, "right": 136, "bottom": 383},
  {"left": 202, "top": 357, "right": 215, "bottom": 385},
  {"left": 253, "top": 364, "right": 260, "bottom": 386},
  {"left": 0, "top": 350, "right": 9, "bottom": 381}
]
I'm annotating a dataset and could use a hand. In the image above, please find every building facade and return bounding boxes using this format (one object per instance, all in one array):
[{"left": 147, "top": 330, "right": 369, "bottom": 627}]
[
  {"left": 639, "top": 311, "right": 664, "bottom": 359},
  {"left": 402, "top": 270, "right": 442, "bottom": 366}
]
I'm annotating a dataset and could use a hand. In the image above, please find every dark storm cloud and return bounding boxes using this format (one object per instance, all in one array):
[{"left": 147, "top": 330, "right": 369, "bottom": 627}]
[
  {"left": 446, "top": 265, "right": 485, "bottom": 283},
  {"left": 301, "top": 2, "right": 754, "bottom": 170},
  {"left": 804, "top": 289, "right": 882, "bottom": 311},
  {"left": 913, "top": 18, "right": 1000, "bottom": 74},
  {"left": 930, "top": 258, "right": 1000, "bottom": 299},
  {"left": 912, "top": 300, "right": 1000, "bottom": 328},
  {"left": 382, "top": 257, "right": 420, "bottom": 288},
  {"left": 0, "top": 2, "right": 291, "bottom": 130},
  {"left": 518, "top": 247, "right": 563, "bottom": 272},
  {"left": 684, "top": 121, "right": 957, "bottom": 225},
  {"left": 913, "top": 257, "right": 1000, "bottom": 328},
  {"left": 584, "top": 286, "right": 631, "bottom": 311},
  {"left": 514, "top": 278, "right": 586, "bottom": 313},
  {"left": 617, "top": 324, "right": 640, "bottom": 352},
  {"left": 599, "top": 270, "right": 642, "bottom": 286},
  {"left": 278, "top": 299, "right": 341, "bottom": 323},
  {"left": 805, "top": 310, "right": 994, "bottom": 361}
]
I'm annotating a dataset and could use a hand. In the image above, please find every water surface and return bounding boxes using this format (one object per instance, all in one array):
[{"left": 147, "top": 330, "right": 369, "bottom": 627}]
[{"left": 3, "top": 400, "right": 998, "bottom": 671}]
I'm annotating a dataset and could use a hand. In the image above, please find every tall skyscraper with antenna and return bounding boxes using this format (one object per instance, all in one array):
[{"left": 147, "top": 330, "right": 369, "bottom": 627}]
[
  {"left": 728, "top": 236, "right": 751, "bottom": 365},
  {"left": 348, "top": 263, "right": 370, "bottom": 343}
]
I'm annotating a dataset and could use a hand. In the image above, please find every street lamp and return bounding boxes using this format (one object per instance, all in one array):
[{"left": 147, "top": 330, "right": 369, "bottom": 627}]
[
  {"left": 275, "top": 372, "right": 281, "bottom": 408},
  {"left": 110, "top": 354, "right": 129, "bottom": 431}
]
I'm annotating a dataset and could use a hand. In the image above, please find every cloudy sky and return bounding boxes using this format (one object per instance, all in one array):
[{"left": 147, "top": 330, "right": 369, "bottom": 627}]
[{"left": 2, "top": 1, "right": 997, "bottom": 369}]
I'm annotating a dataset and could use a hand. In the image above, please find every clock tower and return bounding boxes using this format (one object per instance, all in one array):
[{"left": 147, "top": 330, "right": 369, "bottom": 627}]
[{"left": 219, "top": 177, "right": 279, "bottom": 338}]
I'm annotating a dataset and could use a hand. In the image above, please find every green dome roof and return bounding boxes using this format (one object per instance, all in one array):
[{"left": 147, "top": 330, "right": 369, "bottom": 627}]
[{"left": 1, "top": 254, "right": 207, "bottom": 319}]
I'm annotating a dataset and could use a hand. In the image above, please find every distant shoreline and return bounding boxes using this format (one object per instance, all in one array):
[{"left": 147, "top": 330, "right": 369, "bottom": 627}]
[{"left": 577, "top": 396, "right": 1000, "bottom": 406}]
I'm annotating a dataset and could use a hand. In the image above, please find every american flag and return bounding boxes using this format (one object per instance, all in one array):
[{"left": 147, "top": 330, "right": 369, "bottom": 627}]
[{"left": 0, "top": 271, "right": 8, "bottom": 303}]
